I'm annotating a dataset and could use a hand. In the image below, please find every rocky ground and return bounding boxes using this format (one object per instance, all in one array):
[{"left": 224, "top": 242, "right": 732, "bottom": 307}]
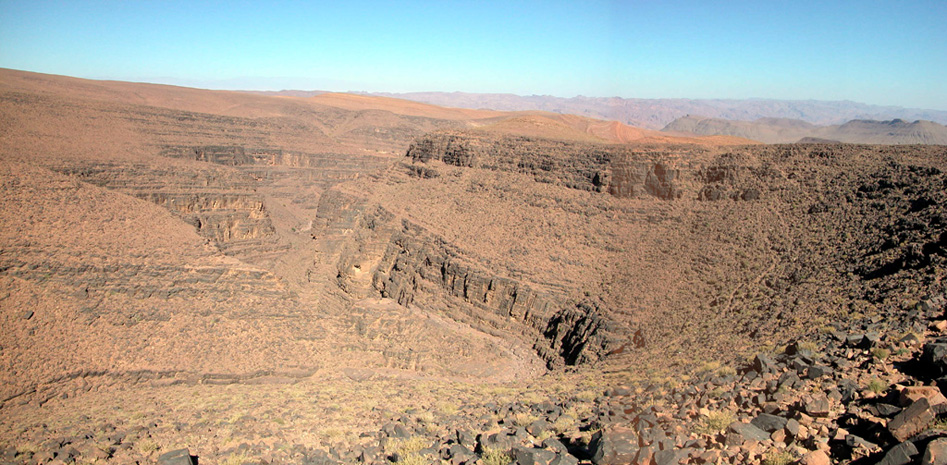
[{"left": 3, "top": 292, "right": 946, "bottom": 465}]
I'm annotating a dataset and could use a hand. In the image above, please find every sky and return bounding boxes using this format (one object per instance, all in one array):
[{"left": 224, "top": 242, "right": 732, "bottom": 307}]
[{"left": 1, "top": 0, "right": 945, "bottom": 110}]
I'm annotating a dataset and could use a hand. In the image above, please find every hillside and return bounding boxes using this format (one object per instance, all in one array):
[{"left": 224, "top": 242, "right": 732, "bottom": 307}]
[
  {"left": 1, "top": 69, "right": 947, "bottom": 465},
  {"left": 663, "top": 115, "right": 947, "bottom": 144}
]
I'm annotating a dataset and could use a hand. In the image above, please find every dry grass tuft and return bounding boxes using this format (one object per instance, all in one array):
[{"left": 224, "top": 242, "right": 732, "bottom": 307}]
[
  {"left": 695, "top": 410, "right": 735, "bottom": 435},
  {"left": 481, "top": 447, "right": 512, "bottom": 465}
]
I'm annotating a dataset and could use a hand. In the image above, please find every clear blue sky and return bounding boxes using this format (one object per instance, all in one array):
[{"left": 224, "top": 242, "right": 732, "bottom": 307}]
[{"left": 1, "top": 0, "right": 945, "bottom": 109}]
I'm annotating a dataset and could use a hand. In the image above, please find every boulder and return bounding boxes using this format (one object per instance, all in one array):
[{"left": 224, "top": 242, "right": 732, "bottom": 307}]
[
  {"left": 752, "top": 354, "right": 777, "bottom": 374},
  {"left": 803, "top": 394, "right": 831, "bottom": 417},
  {"left": 653, "top": 448, "right": 690, "bottom": 465},
  {"left": 876, "top": 441, "right": 919, "bottom": 465},
  {"left": 157, "top": 449, "right": 195, "bottom": 465},
  {"left": 750, "top": 413, "right": 788, "bottom": 433},
  {"left": 512, "top": 446, "right": 556, "bottom": 465},
  {"left": 784, "top": 418, "right": 800, "bottom": 439},
  {"left": 541, "top": 438, "right": 568, "bottom": 454},
  {"left": 382, "top": 422, "right": 411, "bottom": 439},
  {"left": 922, "top": 343, "right": 947, "bottom": 377},
  {"left": 726, "top": 421, "right": 770, "bottom": 443},
  {"left": 447, "top": 444, "right": 476, "bottom": 465},
  {"left": 922, "top": 438, "right": 947, "bottom": 465},
  {"left": 875, "top": 403, "right": 903, "bottom": 417},
  {"left": 526, "top": 419, "right": 550, "bottom": 438},
  {"left": 798, "top": 450, "right": 830, "bottom": 465},
  {"left": 589, "top": 426, "right": 638, "bottom": 465},
  {"left": 888, "top": 397, "right": 935, "bottom": 442},
  {"left": 478, "top": 431, "right": 515, "bottom": 453},
  {"left": 806, "top": 365, "right": 828, "bottom": 379},
  {"left": 899, "top": 386, "right": 947, "bottom": 409}
]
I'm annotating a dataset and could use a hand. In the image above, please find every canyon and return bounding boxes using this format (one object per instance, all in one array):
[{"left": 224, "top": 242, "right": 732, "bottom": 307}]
[{"left": 1, "top": 69, "right": 946, "bottom": 465}]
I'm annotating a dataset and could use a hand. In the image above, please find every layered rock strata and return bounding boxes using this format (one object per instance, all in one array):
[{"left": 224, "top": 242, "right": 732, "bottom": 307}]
[
  {"left": 314, "top": 189, "right": 620, "bottom": 367},
  {"left": 405, "top": 130, "right": 709, "bottom": 199}
]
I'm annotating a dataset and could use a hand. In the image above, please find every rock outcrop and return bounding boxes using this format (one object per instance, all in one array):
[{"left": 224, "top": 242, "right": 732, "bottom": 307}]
[
  {"left": 406, "top": 130, "right": 709, "bottom": 200},
  {"left": 313, "top": 189, "right": 621, "bottom": 367}
]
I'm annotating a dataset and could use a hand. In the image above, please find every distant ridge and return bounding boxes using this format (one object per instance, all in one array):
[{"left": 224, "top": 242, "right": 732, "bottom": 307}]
[
  {"left": 662, "top": 115, "right": 947, "bottom": 144},
  {"left": 366, "top": 92, "right": 947, "bottom": 130},
  {"left": 243, "top": 90, "right": 328, "bottom": 98}
]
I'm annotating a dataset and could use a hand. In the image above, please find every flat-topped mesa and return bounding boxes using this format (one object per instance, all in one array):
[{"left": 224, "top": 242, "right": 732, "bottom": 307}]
[
  {"left": 406, "top": 130, "right": 717, "bottom": 200},
  {"left": 312, "top": 190, "right": 623, "bottom": 367}
]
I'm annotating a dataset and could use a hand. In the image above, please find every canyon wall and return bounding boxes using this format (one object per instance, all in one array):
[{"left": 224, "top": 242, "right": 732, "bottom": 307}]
[
  {"left": 405, "top": 130, "right": 699, "bottom": 199},
  {"left": 313, "top": 189, "right": 621, "bottom": 367},
  {"left": 405, "top": 130, "right": 770, "bottom": 202}
]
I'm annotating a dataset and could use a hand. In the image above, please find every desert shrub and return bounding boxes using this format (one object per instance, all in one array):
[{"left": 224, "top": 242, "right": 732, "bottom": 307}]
[
  {"left": 871, "top": 347, "right": 891, "bottom": 361},
  {"left": 797, "top": 341, "right": 820, "bottom": 353},
  {"left": 387, "top": 436, "right": 429, "bottom": 456},
  {"left": 550, "top": 415, "right": 576, "bottom": 435},
  {"left": 866, "top": 378, "right": 888, "bottom": 395},
  {"left": 137, "top": 439, "right": 159, "bottom": 454},
  {"left": 415, "top": 411, "right": 435, "bottom": 424},
  {"left": 435, "top": 401, "right": 458, "bottom": 415},
  {"left": 534, "top": 429, "right": 555, "bottom": 442},
  {"left": 697, "top": 361, "right": 721, "bottom": 374},
  {"left": 480, "top": 447, "right": 512, "bottom": 465},
  {"left": 761, "top": 450, "right": 794, "bottom": 465},
  {"left": 511, "top": 412, "right": 539, "bottom": 427},
  {"left": 695, "top": 410, "right": 735, "bottom": 435},
  {"left": 574, "top": 389, "right": 598, "bottom": 402}
]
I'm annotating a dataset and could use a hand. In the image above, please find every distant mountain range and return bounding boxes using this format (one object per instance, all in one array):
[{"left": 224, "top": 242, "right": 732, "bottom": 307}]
[
  {"left": 662, "top": 115, "right": 947, "bottom": 144},
  {"left": 362, "top": 92, "right": 947, "bottom": 130},
  {"left": 244, "top": 90, "right": 947, "bottom": 144}
]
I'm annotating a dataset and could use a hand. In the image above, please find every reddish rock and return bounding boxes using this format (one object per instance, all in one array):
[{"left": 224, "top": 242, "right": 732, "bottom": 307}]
[
  {"left": 803, "top": 394, "right": 831, "bottom": 417},
  {"left": 899, "top": 386, "right": 947, "bottom": 408},
  {"left": 798, "top": 450, "right": 830, "bottom": 465},
  {"left": 888, "top": 397, "right": 934, "bottom": 442}
]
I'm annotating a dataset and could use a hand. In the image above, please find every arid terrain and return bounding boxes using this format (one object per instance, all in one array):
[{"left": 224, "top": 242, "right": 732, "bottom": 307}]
[{"left": 2, "top": 69, "right": 947, "bottom": 465}]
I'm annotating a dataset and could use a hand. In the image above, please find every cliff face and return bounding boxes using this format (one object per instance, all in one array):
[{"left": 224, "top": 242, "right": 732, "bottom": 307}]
[
  {"left": 313, "top": 190, "right": 620, "bottom": 367},
  {"left": 405, "top": 130, "right": 707, "bottom": 200}
]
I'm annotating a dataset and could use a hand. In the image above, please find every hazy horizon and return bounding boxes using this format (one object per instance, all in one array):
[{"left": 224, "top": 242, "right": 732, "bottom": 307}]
[{"left": 2, "top": 0, "right": 944, "bottom": 110}]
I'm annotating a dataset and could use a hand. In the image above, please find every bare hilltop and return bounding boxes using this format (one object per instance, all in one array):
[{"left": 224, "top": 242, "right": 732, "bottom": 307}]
[{"left": 2, "top": 69, "right": 947, "bottom": 465}]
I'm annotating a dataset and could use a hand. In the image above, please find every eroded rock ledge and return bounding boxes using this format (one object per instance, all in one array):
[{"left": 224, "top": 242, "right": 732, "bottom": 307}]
[
  {"left": 408, "top": 131, "right": 717, "bottom": 200},
  {"left": 313, "top": 189, "right": 622, "bottom": 368}
]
